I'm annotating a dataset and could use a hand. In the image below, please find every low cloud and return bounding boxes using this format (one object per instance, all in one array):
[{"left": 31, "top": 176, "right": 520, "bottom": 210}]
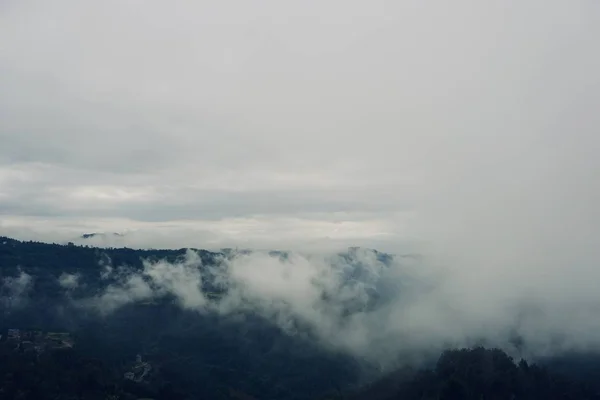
[
  {"left": 58, "top": 272, "right": 80, "bottom": 289},
  {"left": 88, "top": 273, "right": 154, "bottom": 316},
  {"left": 0, "top": 214, "right": 404, "bottom": 254},
  {"left": 84, "top": 249, "right": 208, "bottom": 315},
  {"left": 1, "top": 270, "right": 32, "bottom": 309},
  {"left": 142, "top": 250, "right": 208, "bottom": 310},
  {"left": 75, "top": 245, "right": 600, "bottom": 368}
]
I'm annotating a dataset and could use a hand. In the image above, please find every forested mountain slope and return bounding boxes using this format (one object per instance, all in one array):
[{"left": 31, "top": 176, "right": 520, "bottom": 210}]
[{"left": 2, "top": 237, "right": 600, "bottom": 400}]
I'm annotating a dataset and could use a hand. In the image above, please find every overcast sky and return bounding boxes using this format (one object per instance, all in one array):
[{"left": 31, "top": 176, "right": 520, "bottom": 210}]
[{"left": 1, "top": 1, "right": 598, "bottom": 252}]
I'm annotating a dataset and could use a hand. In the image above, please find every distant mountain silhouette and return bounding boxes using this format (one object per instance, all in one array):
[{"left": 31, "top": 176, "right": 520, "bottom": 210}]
[{"left": 80, "top": 232, "right": 124, "bottom": 239}]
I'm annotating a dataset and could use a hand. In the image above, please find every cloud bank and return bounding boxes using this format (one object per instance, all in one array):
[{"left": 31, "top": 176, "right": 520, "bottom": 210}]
[
  {"left": 80, "top": 246, "right": 600, "bottom": 368},
  {"left": 1, "top": 1, "right": 596, "bottom": 251}
]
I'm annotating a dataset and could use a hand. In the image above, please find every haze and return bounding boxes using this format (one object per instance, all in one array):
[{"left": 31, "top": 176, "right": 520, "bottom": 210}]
[{"left": 1, "top": 0, "right": 600, "bottom": 362}]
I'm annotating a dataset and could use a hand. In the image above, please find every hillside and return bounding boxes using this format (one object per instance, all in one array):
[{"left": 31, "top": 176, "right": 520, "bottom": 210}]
[
  {"left": 0, "top": 237, "right": 373, "bottom": 399},
  {"left": 2, "top": 237, "right": 600, "bottom": 399}
]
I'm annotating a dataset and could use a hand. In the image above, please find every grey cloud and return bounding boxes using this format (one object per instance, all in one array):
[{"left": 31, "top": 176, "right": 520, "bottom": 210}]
[
  {"left": 141, "top": 250, "right": 208, "bottom": 310},
  {"left": 83, "top": 250, "right": 208, "bottom": 315},
  {"left": 76, "top": 247, "right": 600, "bottom": 367},
  {"left": 0, "top": 217, "right": 405, "bottom": 254},
  {"left": 58, "top": 273, "right": 80, "bottom": 289},
  {"left": 78, "top": 249, "right": 407, "bottom": 361},
  {"left": 2, "top": 0, "right": 595, "bottom": 241},
  {"left": 90, "top": 274, "right": 154, "bottom": 315},
  {"left": 1, "top": 270, "right": 33, "bottom": 310},
  {"left": 0, "top": 186, "right": 409, "bottom": 221}
]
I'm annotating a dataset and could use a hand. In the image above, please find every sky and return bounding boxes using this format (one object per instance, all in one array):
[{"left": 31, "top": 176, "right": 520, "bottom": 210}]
[
  {"left": 2, "top": 0, "right": 600, "bottom": 363},
  {"left": 1, "top": 0, "right": 599, "bottom": 252}
]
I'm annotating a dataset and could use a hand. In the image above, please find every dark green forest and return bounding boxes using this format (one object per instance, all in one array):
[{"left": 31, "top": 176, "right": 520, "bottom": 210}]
[
  {"left": 3, "top": 341, "right": 600, "bottom": 400},
  {"left": 2, "top": 236, "right": 600, "bottom": 399}
]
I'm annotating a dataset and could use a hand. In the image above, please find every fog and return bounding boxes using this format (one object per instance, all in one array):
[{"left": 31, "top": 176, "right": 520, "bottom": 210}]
[
  {"left": 1, "top": 270, "right": 32, "bottom": 310},
  {"left": 2, "top": 0, "right": 600, "bottom": 367},
  {"left": 80, "top": 242, "right": 600, "bottom": 366}
]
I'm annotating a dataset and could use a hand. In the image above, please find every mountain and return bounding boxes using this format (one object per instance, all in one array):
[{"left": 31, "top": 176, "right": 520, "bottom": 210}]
[
  {"left": 2, "top": 236, "right": 600, "bottom": 399},
  {"left": 0, "top": 237, "right": 372, "bottom": 399}
]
